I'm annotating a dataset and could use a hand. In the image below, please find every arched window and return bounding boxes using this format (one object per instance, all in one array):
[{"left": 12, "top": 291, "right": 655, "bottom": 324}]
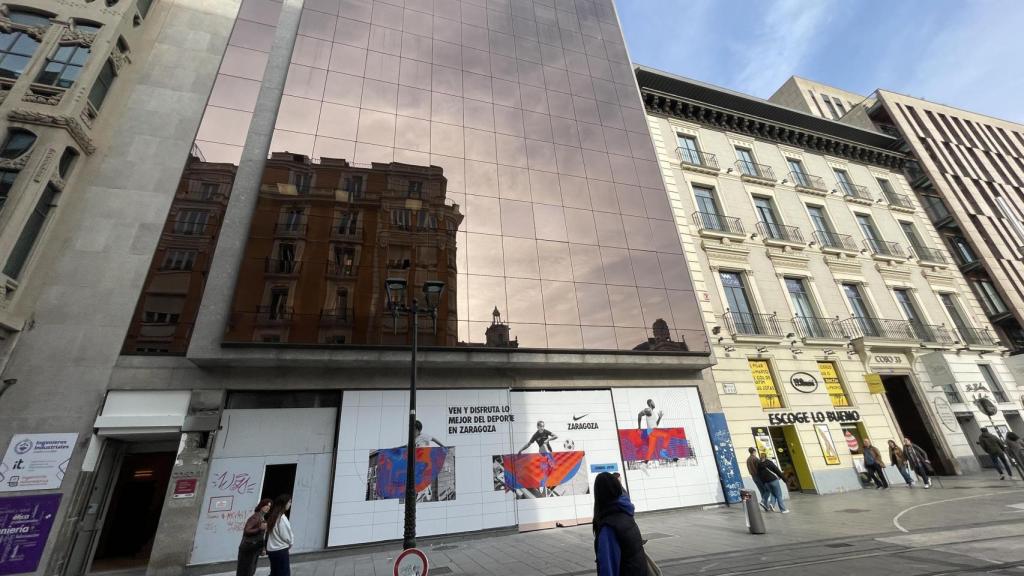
[
  {"left": 0, "top": 10, "right": 54, "bottom": 80},
  {"left": 0, "top": 129, "right": 36, "bottom": 159}
]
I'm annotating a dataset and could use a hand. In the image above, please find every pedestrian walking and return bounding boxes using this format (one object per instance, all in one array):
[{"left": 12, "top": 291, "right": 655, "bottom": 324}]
[
  {"left": 978, "top": 429, "right": 1014, "bottom": 480},
  {"left": 756, "top": 454, "right": 790, "bottom": 513},
  {"left": 1005, "top": 432, "right": 1024, "bottom": 478},
  {"left": 265, "top": 494, "right": 293, "bottom": 576},
  {"left": 902, "top": 437, "right": 932, "bottom": 488},
  {"left": 887, "top": 440, "right": 913, "bottom": 487},
  {"left": 236, "top": 498, "right": 272, "bottom": 576},
  {"left": 746, "top": 447, "right": 768, "bottom": 511},
  {"left": 592, "top": 472, "right": 650, "bottom": 576},
  {"left": 862, "top": 439, "right": 889, "bottom": 489}
]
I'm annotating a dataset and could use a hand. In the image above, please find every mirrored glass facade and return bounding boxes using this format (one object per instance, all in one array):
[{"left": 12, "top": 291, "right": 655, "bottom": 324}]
[{"left": 127, "top": 0, "right": 707, "bottom": 353}]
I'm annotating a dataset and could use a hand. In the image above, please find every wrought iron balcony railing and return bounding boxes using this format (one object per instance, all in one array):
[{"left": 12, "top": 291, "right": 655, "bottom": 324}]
[
  {"left": 756, "top": 221, "right": 804, "bottom": 244},
  {"left": 812, "top": 230, "right": 858, "bottom": 252},
  {"left": 265, "top": 258, "right": 301, "bottom": 274},
  {"left": 736, "top": 160, "right": 776, "bottom": 181},
  {"left": 256, "top": 305, "right": 293, "bottom": 322},
  {"left": 692, "top": 211, "right": 744, "bottom": 235},
  {"left": 723, "top": 311, "right": 783, "bottom": 337},
  {"left": 884, "top": 190, "right": 916, "bottom": 210},
  {"left": 319, "top": 308, "right": 351, "bottom": 324},
  {"left": 911, "top": 245, "right": 948, "bottom": 265},
  {"left": 865, "top": 239, "right": 906, "bottom": 259},
  {"left": 326, "top": 260, "right": 357, "bottom": 277},
  {"left": 676, "top": 147, "right": 719, "bottom": 170},
  {"left": 839, "top": 181, "right": 873, "bottom": 202},
  {"left": 957, "top": 326, "right": 1001, "bottom": 347},
  {"left": 839, "top": 317, "right": 954, "bottom": 345},
  {"left": 793, "top": 316, "right": 845, "bottom": 340},
  {"left": 276, "top": 220, "right": 308, "bottom": 235},
  {"left": 788, "top": 171, "right": 828, "bottom": 192}
]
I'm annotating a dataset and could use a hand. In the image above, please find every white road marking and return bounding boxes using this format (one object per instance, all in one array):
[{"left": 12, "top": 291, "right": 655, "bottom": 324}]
[{"left": 892, "top": 490, "right": 1024, "bottom": 533}]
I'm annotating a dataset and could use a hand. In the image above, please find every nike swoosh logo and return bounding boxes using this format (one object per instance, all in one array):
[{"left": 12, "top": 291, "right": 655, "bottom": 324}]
[{"left": 572, "top": 414, "right": 588, "bottom": 421}]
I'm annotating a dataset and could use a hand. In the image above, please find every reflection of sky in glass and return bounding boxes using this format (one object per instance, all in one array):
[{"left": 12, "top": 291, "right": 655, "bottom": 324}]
[{"left": 209, "top": 0, "right": 708, "bottom": 352}]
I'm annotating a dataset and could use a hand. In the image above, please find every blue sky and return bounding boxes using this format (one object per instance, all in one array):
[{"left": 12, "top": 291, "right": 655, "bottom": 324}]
[{"left": 617, "top": 0, "right": 1024, "bottom": 124}]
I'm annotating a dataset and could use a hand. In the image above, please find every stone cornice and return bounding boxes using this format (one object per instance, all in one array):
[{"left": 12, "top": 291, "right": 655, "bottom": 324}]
[{"left": 8, "top": 109, "right": 96, "bottom": 154}]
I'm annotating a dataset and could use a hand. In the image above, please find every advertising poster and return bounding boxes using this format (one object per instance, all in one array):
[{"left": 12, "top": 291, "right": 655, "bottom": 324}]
[
  {"left": 814, "top": 425, "right": 841, "bottom": 465},
  {"left": 0, "top": 434, "right": 77, "bottom": 492},
  {"left": 751, "top": 427, "right": 777, "bottom": 460},
  {"left": 508, "top": 390, "right": 621, "bottom": 529},
  {"left": 610, "top": 388, "right": 721, "bottom": 512},
  {"left": 749, "top": 361, "right": 783, "bottom": 409},
  {"left": 328, "top": 389, "right": 516, "bottom": 546},
  {"left": 0, "top": 494, "right": 61, "bottom": 575},
  {"left": 817, "top": 362, "right": 850, "bottom": 407}
]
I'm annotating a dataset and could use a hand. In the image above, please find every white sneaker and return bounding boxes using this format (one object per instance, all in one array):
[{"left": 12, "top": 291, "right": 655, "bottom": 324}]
[
  {"left": 924, "top": 483, "right": 931, "bottom": 489},
  {"left": 780, "top": 509, "right": 791, "bottom": 514}
]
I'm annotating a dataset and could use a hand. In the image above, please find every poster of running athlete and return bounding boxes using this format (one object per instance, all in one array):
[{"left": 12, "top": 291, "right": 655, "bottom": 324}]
[
  {"left": 610, "top": 388, "right": 723, "bottom": 512},
  {"left": 329, "top": 389, "right": 516, "bottom": 546},
  {"left": 502, "top": 390, "right": 622, "bottom": 530}
]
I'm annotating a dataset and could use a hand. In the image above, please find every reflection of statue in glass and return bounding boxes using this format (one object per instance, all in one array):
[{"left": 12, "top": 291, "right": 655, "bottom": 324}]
[{"left": 632, "top": 318, "right": 687, "bottom": 351}]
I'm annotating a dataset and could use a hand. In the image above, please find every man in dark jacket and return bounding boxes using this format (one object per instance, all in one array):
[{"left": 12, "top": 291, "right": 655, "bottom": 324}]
[
  {"left": 978, "top": 429, "right": 1013, "bottom": 480},
  {"left": 862, "top": 439, "right": 889, "bottom": 489},
  {"left": 903, "top": 437, "right": 932, "bottom": 488},
  {"left": 746, "top": 447, "right": 768, "bottom": 510},
  {"left": 757, "top": 455, "right": 790, "bottom": 513}
]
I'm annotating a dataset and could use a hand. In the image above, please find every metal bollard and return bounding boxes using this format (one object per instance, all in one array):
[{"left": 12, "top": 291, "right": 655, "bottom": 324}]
[{"left": 740, "top": 489, "right": 765, "bottom": 534}]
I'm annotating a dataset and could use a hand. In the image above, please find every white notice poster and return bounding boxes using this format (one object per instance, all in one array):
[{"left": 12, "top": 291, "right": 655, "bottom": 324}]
[{"left": 0, "top": 433, "right": 77, "bottom": 492}]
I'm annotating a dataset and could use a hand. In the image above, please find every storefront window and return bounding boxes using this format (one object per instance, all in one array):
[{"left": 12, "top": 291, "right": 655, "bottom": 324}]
[
  {"left": 749, "top": 359, "right": 784, "bottom": 409},
  {"left": 841, "top": 423, "right": 867, "bottom": 455},
  {"left": 817, "top": 361, "right": 851, "bottom": 407}
]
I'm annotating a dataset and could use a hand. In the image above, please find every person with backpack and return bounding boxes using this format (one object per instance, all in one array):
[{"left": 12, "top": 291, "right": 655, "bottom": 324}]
[
  {"left": 593, "top": 472, "right": 650, "bottom": 576},
  {"left": 978, "top": 429, "right": 1013, "bottom": 480},
  {"left": 887, "top": 440, "right": 913, "bottom": 487},
  {"left": 902, "top": 437, "right": 932, "bottom": 488},
  {"left": 236, "top": 498, "right": 272, "bottom": 576},
  {"left": 265, "top": 494, "right": 294, "bottom": 576},
  {"left": 756, "top": 454, "right": 790, "bottom": 513},
  {"left": 862, "top": 439, "right": 889, "bottom": 489}
]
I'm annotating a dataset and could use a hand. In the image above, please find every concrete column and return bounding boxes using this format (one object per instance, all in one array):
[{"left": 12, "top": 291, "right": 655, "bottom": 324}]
[{"left": 187, "top": 0, "right": 304, "bottom": 360}]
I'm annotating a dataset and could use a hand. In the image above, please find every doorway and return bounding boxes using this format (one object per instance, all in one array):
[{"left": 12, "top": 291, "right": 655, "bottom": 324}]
[
  {"left": 261, "top": 463, "right": 297, "bottom": 502},
  {"left": 768, "top": 426, "right": 814, "bottom": 492},
  {"left": 90, "top": 450, "right": 175, "bottom": 572},
  {"left": 881, "top": 375, "right": 952, "bottom": 475}
]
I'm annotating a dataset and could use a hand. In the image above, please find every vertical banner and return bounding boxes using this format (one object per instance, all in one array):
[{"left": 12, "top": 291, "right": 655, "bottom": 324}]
[
  {"left": 865, "top": 373, "right": 885, "bottom": 395},
  {"left": 329, "top": 389, "right": 516, "bottom": 546},
  {"left": 0, "top": 494, "right": 61, "bottom": 575},
  {"left": 610, "top": 388, "right": 722, "bottom": 512},
  {"left": 751, "top": 427, "right": 777, "bottom": 460},
  {"left": 749, "top": 361, "right": 783, "bottom": 409},
  {"left": 705, "top": 413, "right": 742, "bottom": 504},
  {"left": 817, "top": 362, "right": 851, "bottom": 407},
  {"left": 814, "top": 425, "right": 841, "bottom": 465}
]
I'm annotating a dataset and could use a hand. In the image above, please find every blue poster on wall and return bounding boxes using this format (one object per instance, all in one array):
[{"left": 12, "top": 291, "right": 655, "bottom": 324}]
[
  {"left": 705, "top": 412, "right": 742, "bottom": 504},
  {"left": 0, "top": 493, "right": 62, "bottom": 575}
]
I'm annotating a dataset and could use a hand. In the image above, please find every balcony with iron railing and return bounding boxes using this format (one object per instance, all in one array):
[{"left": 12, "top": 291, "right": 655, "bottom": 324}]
[
  {"left": 793, "top": 316, "right": 846, "bottom": 341},
  {"left": 839, "top": 317, "right": 955, "bottom": 346},
  {"left": 675, "top": 147, "right": 719, "bottom": 174},
  {"left": 276, "top": 219, "right": 308, "bottom": 236},
  {"left": 756, "top": 221, "right": 804, "bottom": 246},
  {"left": 319, "top": 308, "right": 351, "bottom": 325},
  {"left": 864, "top": 239, "right": 907, "bottom": 260},
  {"left": 911, "top": 245, "right": 948, "bottom": 266},
  {"left": 884, "top": 190, "right": 916, "bottom": 212},
  {"left": 787, "top": 171, "right": 828, "bottom": 194},
  {"left": 723, "top": 311, "right": 783, "bottom": 338},
  {"left": 265, "top": 257, "right": 301, "bottom": 275},
  {"left": 692, "top": 211, "right": 745, "bottom": 238},
  {"left": 326, "top": 260, "right": 357, "bottom": 277},
  {"left": 735, "top": 160, "right": 776, "bottom": 184},
  {"left": 839, "top": 181, "right": 873, "bottom": 203},
  {"left": 956, "top": 326, "right": 1002, "bottom": 349},
  {"left": 812, "top": 230, "right": 859, "bottom": 253},
  {"left": 255, "top": 305, "right": 294, "bottom": 323}
]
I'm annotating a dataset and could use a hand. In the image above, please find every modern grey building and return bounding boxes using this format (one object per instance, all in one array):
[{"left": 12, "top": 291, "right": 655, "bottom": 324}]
[{"left": 0, "top": 1, "right": 733, "bottom": 576}]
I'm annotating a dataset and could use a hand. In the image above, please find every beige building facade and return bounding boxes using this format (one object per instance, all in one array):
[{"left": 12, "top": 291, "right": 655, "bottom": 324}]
[{"left": 639, "top": 68, "right": 1022, "bottom": 493}]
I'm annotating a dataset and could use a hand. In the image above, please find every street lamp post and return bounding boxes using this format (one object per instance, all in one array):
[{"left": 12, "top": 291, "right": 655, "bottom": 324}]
[{"left": 385, "top": 278, "right": 445, "bottom": 551}]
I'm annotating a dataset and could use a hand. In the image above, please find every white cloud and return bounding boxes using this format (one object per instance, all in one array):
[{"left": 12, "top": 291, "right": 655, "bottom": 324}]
[{"left": 730, "top": 0, "right": 837, "bottom": 97}]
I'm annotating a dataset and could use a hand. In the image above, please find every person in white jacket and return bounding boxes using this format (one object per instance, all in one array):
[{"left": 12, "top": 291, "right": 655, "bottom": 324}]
[{"left": 265, "top": 494, "right": 293, "bottom": 576}]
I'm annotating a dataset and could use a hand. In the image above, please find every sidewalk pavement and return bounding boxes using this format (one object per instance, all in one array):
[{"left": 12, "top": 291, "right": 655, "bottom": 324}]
[{"left": 199, "top": 474, "right": 1024, "bottom": 576}]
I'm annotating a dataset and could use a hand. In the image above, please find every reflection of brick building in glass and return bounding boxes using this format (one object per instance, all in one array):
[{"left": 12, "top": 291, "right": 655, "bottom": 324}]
[
  {"left": 122, "top": 156, "right": 235, "bottom": 354},
  {"left": 225, "top": 154, "right": 462, "bottom": 346}
]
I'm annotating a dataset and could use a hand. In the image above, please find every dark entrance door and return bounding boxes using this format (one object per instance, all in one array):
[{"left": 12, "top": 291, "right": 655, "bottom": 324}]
[
  {"left": 881, "top": 375, "right": 951, "bottom": 475},
  {"left": 90, "top": 451, "right": 175, "bottom": 572},
  {"left": 261, "top": 463, "right": 297, "bottom": 502}
]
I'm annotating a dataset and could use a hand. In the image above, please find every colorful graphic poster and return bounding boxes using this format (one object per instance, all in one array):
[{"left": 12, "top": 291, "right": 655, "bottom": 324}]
[
  {"left": 508, "top": 390, "right": 621, "bottom": 529},
  {"left": 492, "top": 452, "right": 587, "bottom": 498},
  {"left": 329, "top": 389, "right": 516, "bottom": 546},
  {"left": 0, "top": 494, "right": 61, "bottom": 575},
  {"left": 368, "top": 446, "right": 455, "bottom": 501},
  {"left": 610, "top": 388, "right": 722, "bottom": 512},
  {"left": 0, "top": 434, "right": 77, "bottom": 492}
]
